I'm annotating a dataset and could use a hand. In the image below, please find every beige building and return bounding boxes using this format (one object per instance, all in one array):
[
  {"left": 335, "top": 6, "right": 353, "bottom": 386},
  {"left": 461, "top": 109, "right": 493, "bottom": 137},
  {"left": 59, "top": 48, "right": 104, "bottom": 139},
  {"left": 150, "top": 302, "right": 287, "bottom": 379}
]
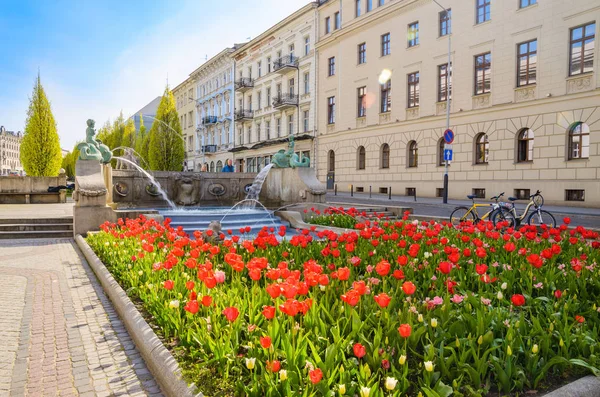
[
  {"left": 173, "top": 77, "right": 197, "bottom": 171},
  {"left": 190, "top": 46, "right": 240, "bottom": 173},
  {"left": 231, "top": 2, "right": 319, "bottom": 173},
  {"left": 0, "top": 126, "right": 23, "bottom": 175},
  {"left": 316, "top": 0, "right": 600, "bottom": 206}
]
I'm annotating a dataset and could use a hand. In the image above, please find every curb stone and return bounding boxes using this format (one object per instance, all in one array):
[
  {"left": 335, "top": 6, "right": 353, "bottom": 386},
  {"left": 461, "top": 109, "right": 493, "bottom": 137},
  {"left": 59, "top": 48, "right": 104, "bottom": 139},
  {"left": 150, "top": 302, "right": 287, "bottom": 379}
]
[
  {"left": 75, "top": 235, "right": 203, "bottom": 397},
  {"left": 542, "top": 376, "right": 600, "bottom": 397}
]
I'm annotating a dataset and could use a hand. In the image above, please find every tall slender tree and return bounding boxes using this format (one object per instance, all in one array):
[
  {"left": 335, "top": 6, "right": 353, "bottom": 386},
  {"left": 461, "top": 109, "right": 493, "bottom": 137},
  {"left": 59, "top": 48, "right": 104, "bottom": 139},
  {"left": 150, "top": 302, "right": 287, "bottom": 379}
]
[
  {"left": 148, "top": 86, "right": 184, "bottom": 171},
  {"left": 134, "top": 114, "right": 149, "bottom": 164},
  {"left": 20, "top": 74, "right": 62, "bottom": 176}
]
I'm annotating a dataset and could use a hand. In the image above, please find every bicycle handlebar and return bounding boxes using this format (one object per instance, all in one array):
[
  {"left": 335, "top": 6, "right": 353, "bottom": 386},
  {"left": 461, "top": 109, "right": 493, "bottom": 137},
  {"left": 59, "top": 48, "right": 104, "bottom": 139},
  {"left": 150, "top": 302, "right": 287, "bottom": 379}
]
[{"left": 529, "top": 190, "right": 542, "bottom": 199}]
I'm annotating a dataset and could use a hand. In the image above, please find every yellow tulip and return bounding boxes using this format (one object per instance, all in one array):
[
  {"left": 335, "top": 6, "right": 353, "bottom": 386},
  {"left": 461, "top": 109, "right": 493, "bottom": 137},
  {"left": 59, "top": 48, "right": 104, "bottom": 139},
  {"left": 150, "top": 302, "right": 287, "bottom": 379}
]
[
  {"left": 338, "top": 384, "right": 346, "bottom": 395},
  {"left": 424, "top": 361, "right": 434, "bottom": 372}
]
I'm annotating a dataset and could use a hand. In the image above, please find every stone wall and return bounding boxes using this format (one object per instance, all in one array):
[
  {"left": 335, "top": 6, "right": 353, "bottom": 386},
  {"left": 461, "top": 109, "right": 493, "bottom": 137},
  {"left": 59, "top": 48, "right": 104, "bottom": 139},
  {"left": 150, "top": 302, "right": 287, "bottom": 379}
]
[
  {"left": 111, "top": 170, "right": 259, "bottom": 208},
  {"left": 0, "top": 175, "right": 67, "bottom": 193}
]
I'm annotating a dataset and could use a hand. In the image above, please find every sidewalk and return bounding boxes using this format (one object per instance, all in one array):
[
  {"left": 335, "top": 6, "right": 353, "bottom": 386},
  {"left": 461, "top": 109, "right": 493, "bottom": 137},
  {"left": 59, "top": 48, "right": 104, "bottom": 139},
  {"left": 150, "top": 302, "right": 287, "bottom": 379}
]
[{"left": 0, "top": 238, "right": 162, "bottom": 397}]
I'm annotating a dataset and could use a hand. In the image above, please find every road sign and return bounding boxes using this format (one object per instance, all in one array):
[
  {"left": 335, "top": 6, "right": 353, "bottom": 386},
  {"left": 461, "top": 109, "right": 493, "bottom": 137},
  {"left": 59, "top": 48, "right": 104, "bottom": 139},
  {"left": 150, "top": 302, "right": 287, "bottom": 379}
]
[
  {"left": 444, "top": 149, "right": 453, "bottom": 161},
  {"left": 443, "top": 129, "right": 455, "bottom": 144}
]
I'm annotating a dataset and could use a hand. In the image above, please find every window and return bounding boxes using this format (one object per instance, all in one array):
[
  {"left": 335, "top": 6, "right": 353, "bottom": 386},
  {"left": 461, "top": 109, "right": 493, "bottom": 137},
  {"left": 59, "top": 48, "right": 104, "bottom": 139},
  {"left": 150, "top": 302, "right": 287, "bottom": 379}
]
[
  {"left": 303, "top": 110, "right": 309, "bottom": 132},
  {"left": 476, "top": 0, "right": 491, "bottom": 24},
  {"left": 408, "top": 141, "right": 418, "bottom": 167},
  {"left": 266, "top": 121, "right": 271, "bottom": 140},
  {"left": 357, "top": 87, "right": 367, "bottom": 117},
  {"left": 408, "top": 22, "right": 419, "bottom": 47},
  {"left": 328, "top": 96, "right": 336, "bottom": 124},
  {"left": 248, "top": 66, "right": 252, "bottom": 79},
  {"left": 210, "top": 161, "right": 215, "bottom": 173},
  {"left": 520, "top": 0, "right": 536, "bottom": 8},
  {"left": 475, "top": 133, "right": 489, "bottom": 164},
  {"left": 256, "top": 122, "right": 261, "bottom": 141},
  {"left": 276, "top": 83, "right": 282, "bottom": 97},
  {"left": 357, "top": 146, "right": 366, "bottom": 170},
  {"left": 517, "top": 40, "right": 537, "bottom": 86},
  {"left": 334, "top": 12, "right": 341, "bottom": 30},
  {"left": 328, "top": 57, "right": 336, "bottom": 76},
  {"left": 358, "top": 43, "right": 366, "bottom": 64},
  {"left": 257, "top": 91, "right": 262, "bottom": 108},
  {"left": 569, "top": 22, "right": 596, "bottom": 76},
  {"left": 247, "top": 125, "right": 252, "bottom": 143},
  {"left": 517, "top": 128, "right": 534, "bottom": 162},
  {"left": 289, "top": 44, "right": 295, "bottom": 58},
  {"left": 438, "top": 138, "right": 446, "bottom": 166},
  {"left": 288, "top": 115, "right": 294, "bottom": 135},
  {"left": 356, "top": 0, "right": 362, "bottom": 17},
  {"left": 472, "top": 189, "right": 486, "bottom": 199},
  {"left": 568, "top": 122, "right": 590, "bottom": 159},
  {"left": 381, "top": 33, "right": 391, "bottom": 56},
  {"left": 217, "top": 160, "right": 223, "bottom": 171},
  {"left": 566, "top": 189, "right": 585, "bottom": 202},
  {"left": 258, "top": 61, "right": 262, "bottom": 78},
  {"left": 378, "top": 0, "right": 385, "bottom": 5},
  {"left": 514, "top": 189, "right": 530, "bottom": 200},
  {"left": 439, "top": 9, "right": 451, "bottom": 36},
  {"left": 304, "top": 36, "right": 310, "bottom": 55},
  {"left": 267, "top": 57, "right": 272, "bottom": 73},
  {"left": 406, "top": 187, "right": 416, "bottom": 196},
  {"left": 276, "top": 118, "right": 281, "bottom": 137},
  {"left": 328, "top": 150, "right": 335, "bottom": 172},
  {"left": 381, "top": 143, "right": 390, "bottom": 169},
  {"left": 367, "top": 0, "right": 373, "bottom": 12},
  {"left": 248, "top": 95, "right": 253, "bottom": 111},
  {"left": 304, "top": 72, "right": 310, "bottom": 94},
  {"left": 325, "top": 17, "right": 331, "bottom": 34},
  {"left": 474, "top": 52, "right": 491, "bottom": 95},
  {"left": 407, "top": 72, "right": 420, "bottom": 108},
  {"left": 381, "top": 80, "right": 391, "bottom": 113},
  {"left": 438, "top": 63, "right": 452, "bottom": 102},
  {"left": 266, "top": 87, "right": 271, "bottom": 106},
  {"left": 289, "top": 78, "right": 295, "bottom": 95},
  {"left": 238, "top": 128, "right": 243, "bottom": 145}
]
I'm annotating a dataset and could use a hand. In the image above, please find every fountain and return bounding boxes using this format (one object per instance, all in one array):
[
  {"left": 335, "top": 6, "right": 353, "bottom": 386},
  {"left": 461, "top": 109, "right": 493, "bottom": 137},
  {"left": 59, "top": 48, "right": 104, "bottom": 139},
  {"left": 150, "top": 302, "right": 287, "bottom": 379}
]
[{"left": 242, "top": 164, "right": 274, "bottom": 209}]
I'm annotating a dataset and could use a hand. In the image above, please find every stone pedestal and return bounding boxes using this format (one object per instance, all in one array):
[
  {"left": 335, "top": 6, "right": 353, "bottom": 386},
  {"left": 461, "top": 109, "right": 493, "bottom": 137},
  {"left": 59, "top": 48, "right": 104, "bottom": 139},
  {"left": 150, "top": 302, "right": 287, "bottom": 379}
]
[
  {"left": 260, "top": 167, "right": 326, "bottom": 205},
  {"left": 73, "top": 160, "right": 116, "bottom": 236},
  {"left": 102, "top": 164, "right": 114, "bottom": 206}
]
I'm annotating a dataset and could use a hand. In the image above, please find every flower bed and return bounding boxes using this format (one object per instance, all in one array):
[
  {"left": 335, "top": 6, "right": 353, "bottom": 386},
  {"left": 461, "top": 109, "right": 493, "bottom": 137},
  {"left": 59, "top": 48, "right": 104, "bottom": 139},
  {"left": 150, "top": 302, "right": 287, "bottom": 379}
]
[
  {"left": 86, "top": 214, "right": 600, "bottom": 397},
  {"left": 305, "top": 207, "right": 363, "bottom": 229}
]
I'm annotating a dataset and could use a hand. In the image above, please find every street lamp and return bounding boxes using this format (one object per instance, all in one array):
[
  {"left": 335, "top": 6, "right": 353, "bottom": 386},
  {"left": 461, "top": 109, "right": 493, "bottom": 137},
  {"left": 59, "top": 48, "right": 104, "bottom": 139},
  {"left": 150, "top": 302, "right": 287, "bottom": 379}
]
[{"left": 432, "top": 0, "right": 452, "bottom": 204}]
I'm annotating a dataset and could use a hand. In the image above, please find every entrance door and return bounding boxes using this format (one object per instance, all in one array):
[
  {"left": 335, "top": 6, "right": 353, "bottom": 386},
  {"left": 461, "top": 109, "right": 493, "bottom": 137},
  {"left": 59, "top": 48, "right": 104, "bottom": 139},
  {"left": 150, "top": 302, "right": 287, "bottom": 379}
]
[{"left": 326, "top": 172, "right": 335, "bottom": 190}]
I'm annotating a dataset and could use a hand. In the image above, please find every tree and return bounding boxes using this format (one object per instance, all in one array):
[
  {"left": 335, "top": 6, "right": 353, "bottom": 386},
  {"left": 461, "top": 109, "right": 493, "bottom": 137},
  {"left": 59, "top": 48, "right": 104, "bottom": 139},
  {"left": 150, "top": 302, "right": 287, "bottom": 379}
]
[
  {"left": 134, "top": 114, "right": 148, "bottom": 164},
  {"left": 20, "top": 74, "right": 63, "bottom": 176},
  {"left": 60, "top": 142, "right": 81, "bottom": 180},
  {"left": 148, "top": 86, "right": 184, "bottom": 171}
]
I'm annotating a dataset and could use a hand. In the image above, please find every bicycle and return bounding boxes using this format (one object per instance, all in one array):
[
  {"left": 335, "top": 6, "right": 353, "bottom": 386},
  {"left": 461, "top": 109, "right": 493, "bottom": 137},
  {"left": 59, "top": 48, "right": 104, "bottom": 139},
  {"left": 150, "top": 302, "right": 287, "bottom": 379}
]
[
  {"left": 449, "top": 192, "right": 512, "bottom": 227},
  {"left": 491, "top": 190, "right": 556, "bottom": 228}
]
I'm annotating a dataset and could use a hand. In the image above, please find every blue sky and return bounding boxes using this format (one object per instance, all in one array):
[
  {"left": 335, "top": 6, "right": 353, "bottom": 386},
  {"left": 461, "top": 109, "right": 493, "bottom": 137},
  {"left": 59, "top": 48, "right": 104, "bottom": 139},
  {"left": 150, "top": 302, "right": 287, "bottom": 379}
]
[{"left": 0, "top": 0, "right": 309, "bottom": 149}]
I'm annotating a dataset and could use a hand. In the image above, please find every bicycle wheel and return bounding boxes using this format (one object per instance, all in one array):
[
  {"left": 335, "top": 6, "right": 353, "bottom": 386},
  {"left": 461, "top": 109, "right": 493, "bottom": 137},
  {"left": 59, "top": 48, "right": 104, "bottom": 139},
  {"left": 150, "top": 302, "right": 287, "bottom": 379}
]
[
  {"left": 532, "top": 194, "right": 544, "bottom": 208},
  {"left": 450, "top": 207, "right": 475, "bottom": 227},
  {"left": 527, "top": 210, "right": 556, "bottom": 228},
  {"left": 492, "top": 209, "right": 517, "bottom": 229}
]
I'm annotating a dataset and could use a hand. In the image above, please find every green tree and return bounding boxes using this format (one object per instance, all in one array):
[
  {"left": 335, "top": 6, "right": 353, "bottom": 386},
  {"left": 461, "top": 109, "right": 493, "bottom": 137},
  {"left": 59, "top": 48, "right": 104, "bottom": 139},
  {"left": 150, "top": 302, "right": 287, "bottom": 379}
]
[
  {"left": 20, "top": 74, "right": 62, "bottom": 176},
  {"left": 134, "top": 114, "right": 148, "bottom": 164},
  {"left": 148, "top": 86, "right": 184, "bottom": 171},
  {"left": 60, "top": 142, "right": 81, "bottom": 179}
]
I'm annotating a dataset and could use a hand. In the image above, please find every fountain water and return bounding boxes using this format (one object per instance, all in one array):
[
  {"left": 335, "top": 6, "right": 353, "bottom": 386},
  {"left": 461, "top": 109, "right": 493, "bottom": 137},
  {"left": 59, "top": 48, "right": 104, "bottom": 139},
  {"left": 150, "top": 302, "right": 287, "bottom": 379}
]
[
  {"left": 111, "top": 146, "right": 150, "bottom": 170},
  {"left": 243, "top": 164, "right": 274, "bottom": 209},
  {"left": 113, "top": 157, "right": 177, "bottom": 210},
  {"left": 144, "top": 115, "right": 186, "bottom": 143}
]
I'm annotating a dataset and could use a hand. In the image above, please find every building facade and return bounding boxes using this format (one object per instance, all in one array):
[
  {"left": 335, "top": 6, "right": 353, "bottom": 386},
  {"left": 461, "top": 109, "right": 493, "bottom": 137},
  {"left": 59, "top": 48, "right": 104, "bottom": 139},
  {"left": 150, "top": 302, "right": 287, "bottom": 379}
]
[
  {"left": 231, "top": 2, "right": 319, "bottom": 173},
  {"left": 130, "top": 96, "right": 161, "bottom": 134},
  {"left": 173, "top": 77, "right": 197, "bottom": 171},
  {"left": 0, "top": 126, "right": 23, "bottom": 175},
  {"left": 316, "top": 0, "right": 600, "bottom": 206},
  {"left": 190, "top": 47, "right": 239, "bottom": 173}
]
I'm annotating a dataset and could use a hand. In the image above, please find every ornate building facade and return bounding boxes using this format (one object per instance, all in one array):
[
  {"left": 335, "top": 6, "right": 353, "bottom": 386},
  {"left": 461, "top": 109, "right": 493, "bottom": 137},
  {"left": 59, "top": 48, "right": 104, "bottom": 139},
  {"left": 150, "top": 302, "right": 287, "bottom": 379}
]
[
  {"left": 0, "top": 126, "right": 23, "bottom": 175},
  {"left": 173, "top": 76, "right": 197, "bottom": 171},
  {"left": 231, "top": 2, "right": 318, "bottom": 173},
  {"left": 316, "top": 0, "right": 600, "bottom": 206}
]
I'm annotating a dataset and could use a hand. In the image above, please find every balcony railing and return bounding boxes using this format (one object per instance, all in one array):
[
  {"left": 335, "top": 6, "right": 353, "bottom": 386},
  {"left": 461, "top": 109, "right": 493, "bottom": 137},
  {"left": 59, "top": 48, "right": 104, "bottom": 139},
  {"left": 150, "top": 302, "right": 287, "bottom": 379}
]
[
  {"left": 273, "top": 55, "right": 299, "bottom": 73},
  {"left": 234, "top": 109, "right": 254, "bottom": 121},
  {"left": 234, "top": 77, "right": 254, "bottom": 92},
  {"left": 272, "top": 93, "right": 299, "bottom": 109},
  {"left": 203, "top": 116, "right": 218, "bottom": 124},
  {"left": 202, "top": 145, "right": 217, "bottom": 153}
]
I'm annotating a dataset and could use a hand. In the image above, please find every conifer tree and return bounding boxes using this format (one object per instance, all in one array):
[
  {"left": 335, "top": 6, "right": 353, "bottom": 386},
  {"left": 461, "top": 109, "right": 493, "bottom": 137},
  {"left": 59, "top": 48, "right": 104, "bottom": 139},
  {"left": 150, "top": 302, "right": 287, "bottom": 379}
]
[
  {"left": 148, "top": 86, "right": 184, "bottom": 171},
  {"left": 20, "top": 74, "right": 62, "bottom": 176},
  {"left": 134, "top": 114, "right": 149, "bottom": 164}
]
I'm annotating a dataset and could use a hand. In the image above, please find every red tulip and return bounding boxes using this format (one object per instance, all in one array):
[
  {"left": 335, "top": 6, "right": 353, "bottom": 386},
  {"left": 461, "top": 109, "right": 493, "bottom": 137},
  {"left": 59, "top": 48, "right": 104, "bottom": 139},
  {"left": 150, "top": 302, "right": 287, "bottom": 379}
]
[
  {"left": 262, "top": 305, "right": 276, "bottom": 319},
  {"left": 374, "top": 293, "right": 392, "bottom": 308},
  {"left": 201, "top": 295, "right": 212, "bottom": 307},
  {"left": 402, "top": 281, "right": 416, "bottom": 295},
  {"left": 260, "top": 336, "right": 272, "bottom": 349},
  {"left": 575, "top": 315, "right": 585, "bottom": 323},
  {"left": 375, "top": 260, "right": 391, "bottom": 277},
  {"left": 438, "top": 261, "right": 452, "bottom": 274},
  {"left": 309, "top": 368, "right": 323, "bottom": 384},
  {"left": 266, "top": 360, "right": 281, "bottom": 372},
  {"left": 381, "top": 359, "right": 390, "bottom": 370},
  {"left": 563, "top": 217, "right": 571, "bottom": 225},
  {"left": 475, "top": 264, "right": 488, "bottom": 275},
  {"left": 554, "top": 289, "right": 562, "bottom": 299},
  {"left": 392, "top": 269, "right": 405, "bottom": 280},
  {"left": 222, "top": 306, "right": 240, "bottom": 322},
  {"left": 353, "top": 342, "right": 366, "bottom": 358},
  {"left": 398, "top": 323, "right": 412, "bottom": 338},
  {"left": 337, "top": 267, "right": 350, "bottom": 281},
  {"left": 163, "top": 280, "right": 174, "bottom": 290},
  {"left": 511, "top": 294, "right": 526, "bottom": 306},
  {"left": 184, "top": 300, "right": 199, "bottom": 314},
  {"left": 341, "top": 290, "right": 360, "bottom": 306},
  {"left": 185, "top": 280, "right": 195, "bottom": 290}
]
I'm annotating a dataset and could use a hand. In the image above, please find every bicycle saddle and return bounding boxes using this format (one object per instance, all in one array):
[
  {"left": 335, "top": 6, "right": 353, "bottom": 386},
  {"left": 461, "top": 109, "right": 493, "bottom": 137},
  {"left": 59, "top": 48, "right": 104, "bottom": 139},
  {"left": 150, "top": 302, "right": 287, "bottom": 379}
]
[
  {"left": 467, "top": 195, "right": 476, "bottom": 200},
  {"left": 508, "top": 197, "right": 518, "bottom": 201}
]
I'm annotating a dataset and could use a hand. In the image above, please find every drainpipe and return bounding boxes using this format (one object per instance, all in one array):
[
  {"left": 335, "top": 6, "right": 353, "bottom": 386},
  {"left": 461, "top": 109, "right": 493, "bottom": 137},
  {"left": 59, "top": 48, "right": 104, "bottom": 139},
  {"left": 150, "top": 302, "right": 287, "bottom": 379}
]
[{"left": 313, "top": 5, "right": 319, "bottom": 174}]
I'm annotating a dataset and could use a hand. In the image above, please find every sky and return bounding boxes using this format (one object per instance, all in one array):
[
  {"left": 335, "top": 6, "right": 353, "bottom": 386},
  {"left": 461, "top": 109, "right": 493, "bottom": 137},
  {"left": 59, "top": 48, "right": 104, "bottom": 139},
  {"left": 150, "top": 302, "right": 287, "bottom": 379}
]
[{"left": 0, "top": 0, "right": 310, "bottom": 150}]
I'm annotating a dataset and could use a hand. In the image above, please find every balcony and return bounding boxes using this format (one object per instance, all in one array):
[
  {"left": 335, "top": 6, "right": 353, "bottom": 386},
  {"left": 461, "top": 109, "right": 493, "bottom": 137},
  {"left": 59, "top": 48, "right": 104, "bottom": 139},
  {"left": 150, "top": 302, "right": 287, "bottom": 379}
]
[
  {"left": 202, "top": 145, "right": 217, "bottom": 154},
  {"left": 273, "top": 55, "right": 299, "bottom": 74},
  {"left": 235, "top": 77, "right": 254, "bottom": 92},
  {"left": 272, "top": 93, "right": 299, "bottom": 110},
  {"left": 203, "top": 116, "right": 218, "bottom": 125},
  {"left": 234, "top": 109, "right": 254, "bottom": 122}
]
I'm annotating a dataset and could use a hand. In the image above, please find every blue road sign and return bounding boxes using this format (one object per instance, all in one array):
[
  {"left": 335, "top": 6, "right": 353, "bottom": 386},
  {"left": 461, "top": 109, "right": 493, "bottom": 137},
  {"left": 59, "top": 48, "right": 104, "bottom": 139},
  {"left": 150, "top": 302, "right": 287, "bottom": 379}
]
[
  {"left": 443, "top": 129, "right": 454, "bottom": 144},
  {"left": 444, "top": 149, "right": 453, "bottom": 161}
]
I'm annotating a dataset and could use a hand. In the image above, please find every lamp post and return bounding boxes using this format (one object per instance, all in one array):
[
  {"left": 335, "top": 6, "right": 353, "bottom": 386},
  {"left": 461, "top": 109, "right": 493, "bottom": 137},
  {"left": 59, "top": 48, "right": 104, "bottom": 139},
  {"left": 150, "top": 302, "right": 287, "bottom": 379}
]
[{"left": 433, "top": 0, "right": 451, "bottom": 204}]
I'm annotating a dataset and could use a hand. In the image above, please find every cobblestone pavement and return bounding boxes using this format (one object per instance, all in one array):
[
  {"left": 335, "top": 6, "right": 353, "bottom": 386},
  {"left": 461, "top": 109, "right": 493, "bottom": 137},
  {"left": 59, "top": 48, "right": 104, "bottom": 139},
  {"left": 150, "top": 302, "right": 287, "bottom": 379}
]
[{"left": 0, "top": 238, "right": 163, "bottom": 397}]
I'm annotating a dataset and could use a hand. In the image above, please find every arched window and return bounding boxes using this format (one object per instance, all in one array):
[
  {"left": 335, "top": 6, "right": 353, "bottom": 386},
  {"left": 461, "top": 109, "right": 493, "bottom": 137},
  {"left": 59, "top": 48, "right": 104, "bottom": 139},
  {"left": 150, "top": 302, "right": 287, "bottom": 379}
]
[
  {"left": 216, "top": 160, "right": 223, "bottom": 171},
  {"left": 210, "top": 161, "right": 215, "bottom": 172},
  {"left": 517, "top": 128, "right": 534, "bottom": 162},
  {"left": 475, "top": 133, "right": 489, "bottom": 164},
  {"left": 381, "top": 144, "right": 390, "bottom": 169},
  {"left": 357, "top": 146, "right": 366, "bottom": 170},
  {"left": 438, "top": 138, "right": 445, "bottom": 166},
  {"left": 568, "top": 122, "right": 590, "bottom": 159},
  {"left": 328, "top": 150, "right": 335, "bottom": 172},
  {"left": 408, "top": 141, "right": 418, "bottom": 168}
]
